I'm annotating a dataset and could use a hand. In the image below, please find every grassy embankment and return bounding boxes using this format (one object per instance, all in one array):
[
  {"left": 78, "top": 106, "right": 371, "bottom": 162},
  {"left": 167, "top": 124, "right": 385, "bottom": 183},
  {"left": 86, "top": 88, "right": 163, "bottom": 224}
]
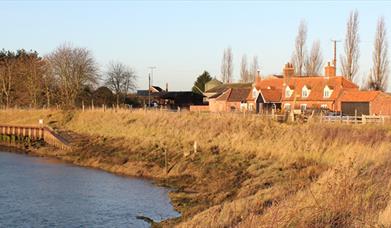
[{"left": 1, "top": 108, "right": 391, "bottom": 227}]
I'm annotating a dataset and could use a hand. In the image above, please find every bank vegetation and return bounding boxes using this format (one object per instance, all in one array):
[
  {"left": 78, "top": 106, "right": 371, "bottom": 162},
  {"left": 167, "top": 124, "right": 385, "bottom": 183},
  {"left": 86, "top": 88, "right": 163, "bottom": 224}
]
[{"left": 1, "top": 109, "right": 391, "bottom": 227}]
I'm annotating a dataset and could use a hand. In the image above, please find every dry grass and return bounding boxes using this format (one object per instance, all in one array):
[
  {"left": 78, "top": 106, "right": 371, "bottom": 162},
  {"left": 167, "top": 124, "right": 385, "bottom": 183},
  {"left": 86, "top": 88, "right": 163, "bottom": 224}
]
[{"left": 1, "top": 108, "right": 391, "bottom": 227}]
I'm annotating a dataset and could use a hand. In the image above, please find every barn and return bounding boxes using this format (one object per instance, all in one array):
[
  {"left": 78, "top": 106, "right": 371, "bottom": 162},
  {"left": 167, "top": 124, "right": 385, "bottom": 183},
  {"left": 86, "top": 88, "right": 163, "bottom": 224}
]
[{"left": 338, "top": 91, "right": 391, "bottom": 116}]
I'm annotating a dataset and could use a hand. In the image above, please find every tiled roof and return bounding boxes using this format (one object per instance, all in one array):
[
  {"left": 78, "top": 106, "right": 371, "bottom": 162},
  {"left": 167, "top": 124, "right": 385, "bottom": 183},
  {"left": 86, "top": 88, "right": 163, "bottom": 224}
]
[
  {"left": 283, "top": 76, "right": 359, "bottom": 101},
  {"left": 215, "top": 89, "right": 231, "bottom": 101},
  {"left": 339, "top": 90, "right": 381, "bottom": 102},
  {"left": 216, "top": 87, "right": 252, "bottom": 102},
  {"left": 228, "top": 88, "right": 252, "bottom": 102},
  {"left": 260, "top": 88, "right": 282, "bottom": 102},
  {"left": 205, "top": 83, "right": 252, "bottom": 93},
  {"left": 255, "top": 76, "right": 284, "bottom": 90}
]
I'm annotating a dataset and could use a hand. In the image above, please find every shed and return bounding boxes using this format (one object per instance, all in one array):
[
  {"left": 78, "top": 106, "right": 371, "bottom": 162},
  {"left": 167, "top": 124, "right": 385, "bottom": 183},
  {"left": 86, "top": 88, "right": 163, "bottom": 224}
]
[{"left": 339, "top": 91, "right": 391, "bottom": 116}]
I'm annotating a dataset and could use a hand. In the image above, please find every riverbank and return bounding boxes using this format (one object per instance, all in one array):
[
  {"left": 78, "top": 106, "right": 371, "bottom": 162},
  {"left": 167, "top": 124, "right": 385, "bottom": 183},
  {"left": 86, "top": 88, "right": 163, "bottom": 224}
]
[{"left": 1, "top": 109, "right": 391, "bottom": 227}]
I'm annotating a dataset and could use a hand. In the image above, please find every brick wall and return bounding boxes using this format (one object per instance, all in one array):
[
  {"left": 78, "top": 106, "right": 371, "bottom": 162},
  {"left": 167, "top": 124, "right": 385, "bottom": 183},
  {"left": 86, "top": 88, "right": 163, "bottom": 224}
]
[
  {"left": 371, "top": 93, "right": 391, "bottom": 115},
  {"left": 189, "top": 105, "right": 210, "bottom": 112}
]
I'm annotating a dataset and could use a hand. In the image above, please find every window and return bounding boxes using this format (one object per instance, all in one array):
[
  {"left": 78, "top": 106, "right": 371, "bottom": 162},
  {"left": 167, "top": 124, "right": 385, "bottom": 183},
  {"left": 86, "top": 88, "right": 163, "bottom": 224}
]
[
  {"left": 302, "top": 85, "right": 310, "bottom": 98},
  {"left": 252, "top": 89, "right": 258, "bottom": 99},
  {"left": 284, "top": 103, "right": 291, "bottom": 111},
  {"left": 300, "top": 104, "right": 307, "bottom": 112},
  {"left": 285, "top": 87, "right": 292, "bottom": 97},
  {"left": 324, "top": 86, "right": 333, "bottom": 98},
  {"left": 321, "top": 104, "right": 328, "bottom": 109}
]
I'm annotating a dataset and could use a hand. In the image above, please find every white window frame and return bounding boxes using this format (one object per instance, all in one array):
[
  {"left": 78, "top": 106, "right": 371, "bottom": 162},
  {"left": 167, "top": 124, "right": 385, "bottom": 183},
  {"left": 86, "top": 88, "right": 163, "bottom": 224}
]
[
  {"left": 302, "top": 85, "right": 310, "bottom": 98},
  {"left": 323, "top": 86, "right": 332, "bottom": 98},
  {"left": 252, "top": 88, "right": 258, "bottom": 99},
  {"left": 285, "top": 87, "right": 292, "bottom": 98},
  {"left": 284, "top": 103, "right": 291, "bottom": 111},
  {"left": 321, "top": 104, "right": 328, "bottom": 109},
  {"left": 300, "top": 104, "right": 307, "bottom": 112}
]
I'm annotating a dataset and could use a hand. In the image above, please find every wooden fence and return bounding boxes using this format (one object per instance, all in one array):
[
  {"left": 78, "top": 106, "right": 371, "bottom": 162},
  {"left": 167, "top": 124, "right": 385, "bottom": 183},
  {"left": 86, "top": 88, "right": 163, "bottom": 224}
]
[{"left": 0, "top": 124, "right": 71, "bottom": 151}]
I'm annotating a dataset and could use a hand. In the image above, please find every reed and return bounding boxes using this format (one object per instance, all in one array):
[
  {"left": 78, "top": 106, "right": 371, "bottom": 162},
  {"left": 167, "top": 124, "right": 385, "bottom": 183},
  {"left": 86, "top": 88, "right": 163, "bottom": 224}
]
[{"left": 1, "top": 108, "right": 391, "bottom": 227}]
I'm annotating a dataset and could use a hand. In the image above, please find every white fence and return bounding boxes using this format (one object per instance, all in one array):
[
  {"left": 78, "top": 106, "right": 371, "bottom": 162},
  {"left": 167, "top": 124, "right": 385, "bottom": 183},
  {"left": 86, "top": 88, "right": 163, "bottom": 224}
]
[{"left": 321, "top": 115, "right": 386, "bottom": 124}]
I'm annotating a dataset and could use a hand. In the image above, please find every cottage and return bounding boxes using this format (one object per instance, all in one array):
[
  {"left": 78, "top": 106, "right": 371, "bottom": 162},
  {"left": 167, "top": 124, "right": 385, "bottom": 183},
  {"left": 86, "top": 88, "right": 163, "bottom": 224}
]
[
  {"left": 249, "top": 76, "right": 283, "bottom": 113},
  {"left": 280, "top": 62, "right": 359, "bottom": 113}
]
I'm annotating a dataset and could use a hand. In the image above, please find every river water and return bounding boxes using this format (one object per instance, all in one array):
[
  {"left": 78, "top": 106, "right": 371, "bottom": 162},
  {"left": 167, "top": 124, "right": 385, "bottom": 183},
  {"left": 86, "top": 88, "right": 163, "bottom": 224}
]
[{"left": 0, "top": 151, "right": 180, "bottom": 227}]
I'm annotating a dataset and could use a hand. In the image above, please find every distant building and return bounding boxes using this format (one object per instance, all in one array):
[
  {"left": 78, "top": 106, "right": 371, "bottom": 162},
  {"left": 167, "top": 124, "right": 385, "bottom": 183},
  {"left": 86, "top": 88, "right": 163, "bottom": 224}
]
[
  {"left": 198, "top": 61, "right": 391, "bottom": 115},
  {"left": 136, "top": 85, "right": 204, "bottom": 109}
]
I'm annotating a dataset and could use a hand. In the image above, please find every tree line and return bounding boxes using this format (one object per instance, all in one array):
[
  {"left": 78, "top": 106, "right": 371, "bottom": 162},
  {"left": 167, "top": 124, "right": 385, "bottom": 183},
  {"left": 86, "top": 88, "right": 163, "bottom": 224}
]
[
  {"left": 219, "top": 10, "right": 389, "bottom": 91},
  {"left": 0, "top": 44, "right": 137, "bottom": 109}
]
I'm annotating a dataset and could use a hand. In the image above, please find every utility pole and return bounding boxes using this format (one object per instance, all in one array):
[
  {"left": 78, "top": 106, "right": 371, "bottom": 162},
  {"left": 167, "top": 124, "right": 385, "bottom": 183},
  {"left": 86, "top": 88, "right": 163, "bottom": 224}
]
[
  {"left": 331, "top": 39, "right": 341, "bottom": 67},
  {"left": 148, "top": 66, "right": 156, "bottom": 86},
  {"left": 148, "top": 73, "right": 151, "bottom": 107}
]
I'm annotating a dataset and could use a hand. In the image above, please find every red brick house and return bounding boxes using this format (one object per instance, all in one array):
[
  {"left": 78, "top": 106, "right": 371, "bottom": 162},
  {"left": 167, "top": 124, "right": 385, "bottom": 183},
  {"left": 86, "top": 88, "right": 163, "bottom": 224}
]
[
  {"left": 209, "top": 87, "right": 252, "bottom": 112},
  {"left": 280, "top": 62, "right": 359, "bottom": 112},
  {"left": 205, "top": 61, "right": 391, "bottom": 116}
]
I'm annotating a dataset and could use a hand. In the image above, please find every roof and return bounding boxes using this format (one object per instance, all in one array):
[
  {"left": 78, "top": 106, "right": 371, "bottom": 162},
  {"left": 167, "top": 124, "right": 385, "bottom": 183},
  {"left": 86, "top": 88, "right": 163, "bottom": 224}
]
[
  {"left": 255, "top": 76, "right": 284, "bottom": 90},
  {"left": 136, "top": 90, "right": 163, "bottom": 97},
  {"left": 260, "top": 88, "right": 282, "bottom": 102},
  {"left": 151, "top": 86, "right": 163, "bottom": 92},
  {"left": 228, "top": 88, "right": 252, "bottom": 102},
  {"left": 205, "top": 79, "right": 223, "bottom": 92},
  {"left": 205, "top": 83, "right": 252, "bottom": 93},
  {"left": 160, "top": 91, "right": 204, "bottom": 99},
  {"left": 283, "top": 76, "right": 359, "bottom": 101},
  {"left": 215, "top": 87, "right": 252, "bottom": 102},
  {"left": 339, "top": 90, "right": 381, "bottom": 102}
]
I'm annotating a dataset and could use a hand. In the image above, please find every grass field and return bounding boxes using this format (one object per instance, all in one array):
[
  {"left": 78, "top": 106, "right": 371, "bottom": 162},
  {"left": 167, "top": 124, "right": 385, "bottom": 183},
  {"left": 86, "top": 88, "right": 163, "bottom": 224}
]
[{"left": 1, "top": 108, "right": 391, "bottom": 227}]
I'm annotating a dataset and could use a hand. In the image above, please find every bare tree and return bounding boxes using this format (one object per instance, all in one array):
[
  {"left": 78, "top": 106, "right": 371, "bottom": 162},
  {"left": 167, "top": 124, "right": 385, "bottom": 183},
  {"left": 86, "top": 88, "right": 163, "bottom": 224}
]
[
  {"left": 368, "top": 17, "right": 389, "bottom": 91},
  {"left": 341, "top": 10, "right": 360, "bottom": 81},
  {"left": 305, "top": 40, "right": 323, "bottom": 76},
  {"left": 240, "top": 54, "right": 250, "bottom": 82},
  {"left": 292, "top": 20, "right": 307, "bottom": 76},
  {"left": 250, "top": 56, "right": 259, "bottom": 81},
  {"left": 0, "top": 52, "right": 16, "bottom": 108},
  {"left": 221, "top": 47, "right": 233, "bottom": 83},
  {"left": 46, "top": 44, "right": 98, "bottom": 107},
  {"left": 105, "top": 61, "right": 137, "bottom": 106}
]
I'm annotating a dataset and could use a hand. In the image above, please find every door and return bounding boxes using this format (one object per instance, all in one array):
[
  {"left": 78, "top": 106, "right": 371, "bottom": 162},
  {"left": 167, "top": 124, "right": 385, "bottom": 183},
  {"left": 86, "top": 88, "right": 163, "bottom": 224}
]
[{"left": 341, "top": 102, "right": 370, "bottom": 116}]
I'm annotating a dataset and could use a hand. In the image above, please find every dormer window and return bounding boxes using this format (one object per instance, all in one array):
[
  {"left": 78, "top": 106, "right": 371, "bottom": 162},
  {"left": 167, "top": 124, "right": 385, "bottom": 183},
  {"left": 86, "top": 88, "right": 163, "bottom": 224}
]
[
  {"left": 323, "top": 86, "right": 333, "bottom": 98},
  {"left": 285, "top": 86, "right": 292, "bottom": 97},
  {"left": 252, "top": 88, "right": 258, "bottom": 99},
  {"left": 302, "top": 85, "right": 310, "bottom": 98}
]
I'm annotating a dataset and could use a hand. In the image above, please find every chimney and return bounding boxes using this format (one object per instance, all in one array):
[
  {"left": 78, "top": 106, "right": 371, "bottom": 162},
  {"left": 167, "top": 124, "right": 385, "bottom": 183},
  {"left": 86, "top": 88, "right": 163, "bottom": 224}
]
[
  {"left": 283, "top": 62, "right": 294, "bottom": 78},
  {"left": 325, "top": 62, "right": 336, "bottom": 77},
  {"left": 254, "top": 74, "right": 262, "bottom": 89},
  {"left": 165, "top": 83, "right": 168, "bottom": 92}
]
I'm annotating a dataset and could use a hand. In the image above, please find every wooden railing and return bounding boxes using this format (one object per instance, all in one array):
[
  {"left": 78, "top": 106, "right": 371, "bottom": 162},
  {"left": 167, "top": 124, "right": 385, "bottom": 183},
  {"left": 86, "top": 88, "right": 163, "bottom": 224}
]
[{"left": 0, "top": 124, "right": 71, "bottom": 151}]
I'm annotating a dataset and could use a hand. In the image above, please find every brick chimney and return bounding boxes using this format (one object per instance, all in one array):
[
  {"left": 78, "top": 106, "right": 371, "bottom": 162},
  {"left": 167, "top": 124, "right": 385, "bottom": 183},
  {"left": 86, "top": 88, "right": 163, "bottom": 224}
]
[
  {"left": 254, "top": 73, "right": 262, "bottom": 89},
  {"left": 324, "top": 62, "right": 336, "bottom": 77},
  {"left": 283, "top": 63, "right": 294, "bottom": 78}
]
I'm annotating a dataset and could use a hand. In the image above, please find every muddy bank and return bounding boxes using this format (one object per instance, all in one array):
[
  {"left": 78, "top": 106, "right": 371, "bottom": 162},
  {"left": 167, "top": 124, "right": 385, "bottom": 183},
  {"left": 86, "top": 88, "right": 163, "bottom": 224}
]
[{"left": 1, "top": 110, "right": 391, "bottom": 227}]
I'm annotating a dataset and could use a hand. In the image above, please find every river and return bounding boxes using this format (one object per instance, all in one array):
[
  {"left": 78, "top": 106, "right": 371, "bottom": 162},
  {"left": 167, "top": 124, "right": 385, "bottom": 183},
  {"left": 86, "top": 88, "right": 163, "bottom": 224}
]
[{"left": 0, "top": 151, "right": 180, "bottom": 227}]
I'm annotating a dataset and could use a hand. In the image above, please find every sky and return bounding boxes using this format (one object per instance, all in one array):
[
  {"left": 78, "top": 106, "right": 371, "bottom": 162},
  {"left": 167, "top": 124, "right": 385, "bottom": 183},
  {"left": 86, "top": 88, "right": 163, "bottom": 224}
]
[{"left": 1, "top": 1, "right": 391, "bottom": 91}]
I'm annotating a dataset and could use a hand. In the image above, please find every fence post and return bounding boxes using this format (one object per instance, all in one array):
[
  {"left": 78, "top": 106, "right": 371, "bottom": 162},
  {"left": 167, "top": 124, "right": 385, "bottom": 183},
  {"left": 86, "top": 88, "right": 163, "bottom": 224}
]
[
  {"left": 354, "top": 109, "right": 357, "bottom": 124},
  {"left": 362, "top": 115, "right": 366, "bottom": 124}
]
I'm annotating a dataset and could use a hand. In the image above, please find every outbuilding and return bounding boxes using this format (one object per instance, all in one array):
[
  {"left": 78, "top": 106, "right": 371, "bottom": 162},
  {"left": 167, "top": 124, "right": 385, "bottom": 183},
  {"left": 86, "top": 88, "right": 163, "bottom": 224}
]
[{"left": 338, "top": 91, "right": 391, "bottom": 116}]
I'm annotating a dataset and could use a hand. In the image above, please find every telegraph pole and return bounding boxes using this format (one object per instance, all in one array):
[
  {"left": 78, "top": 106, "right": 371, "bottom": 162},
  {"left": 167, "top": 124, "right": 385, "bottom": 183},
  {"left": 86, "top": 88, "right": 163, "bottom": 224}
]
[
  {"left": 147, "top": 66, "right": 156, "bottom": 107},
  {"left": 331, "top": 39, "right": 341, "bottom": 66},
  {"left": 148, "top": 66, "right": 156, "bottom": 86},
  {"left": 148, "top": 73, "right": 151, "bottom": 107}
]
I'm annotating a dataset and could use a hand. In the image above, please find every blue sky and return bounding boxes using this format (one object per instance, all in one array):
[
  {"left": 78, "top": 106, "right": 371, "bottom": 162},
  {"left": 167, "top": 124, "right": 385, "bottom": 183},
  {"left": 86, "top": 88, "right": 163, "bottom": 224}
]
[{"left": 1, "top": 1, "right": 390, "bottom": 90}]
